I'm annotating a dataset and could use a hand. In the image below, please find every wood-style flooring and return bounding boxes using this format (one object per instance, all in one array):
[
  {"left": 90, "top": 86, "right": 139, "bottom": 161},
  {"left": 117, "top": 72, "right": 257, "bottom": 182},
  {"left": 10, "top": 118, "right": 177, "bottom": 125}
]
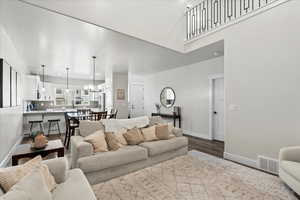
[{"left": 184, "top": 134, "right": 225, "bottom": 158}]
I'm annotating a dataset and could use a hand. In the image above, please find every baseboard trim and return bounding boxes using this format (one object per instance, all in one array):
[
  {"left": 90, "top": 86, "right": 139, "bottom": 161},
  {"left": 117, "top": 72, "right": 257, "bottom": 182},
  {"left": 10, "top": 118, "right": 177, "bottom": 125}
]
[
  {"left": 224, "top": 152, "right": 257, "bottom": 169},
  {"left": 183, "top": 129, "right": 212, "bottom": 140},
  {"left": 0, "top": 137, "right": 23, "bottom": 167}
]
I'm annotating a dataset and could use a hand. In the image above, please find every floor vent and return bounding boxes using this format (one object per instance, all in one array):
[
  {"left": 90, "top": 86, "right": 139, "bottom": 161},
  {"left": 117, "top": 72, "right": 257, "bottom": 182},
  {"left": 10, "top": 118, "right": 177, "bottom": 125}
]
[{"left": 258, "top": 156, "right": 278, "bottom": 174}]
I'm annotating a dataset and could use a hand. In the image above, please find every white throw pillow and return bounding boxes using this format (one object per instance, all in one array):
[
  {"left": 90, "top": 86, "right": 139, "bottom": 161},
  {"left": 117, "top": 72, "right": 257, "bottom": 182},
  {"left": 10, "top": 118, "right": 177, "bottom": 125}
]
[{"left": 1, "top": 169, "right": 52, "bottom": 200}]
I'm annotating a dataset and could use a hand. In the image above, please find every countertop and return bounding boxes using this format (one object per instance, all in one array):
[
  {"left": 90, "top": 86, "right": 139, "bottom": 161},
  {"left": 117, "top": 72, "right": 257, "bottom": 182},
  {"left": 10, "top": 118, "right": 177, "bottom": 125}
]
[{"left": 23, "top": 108, "right": 103, "bottom": 115}]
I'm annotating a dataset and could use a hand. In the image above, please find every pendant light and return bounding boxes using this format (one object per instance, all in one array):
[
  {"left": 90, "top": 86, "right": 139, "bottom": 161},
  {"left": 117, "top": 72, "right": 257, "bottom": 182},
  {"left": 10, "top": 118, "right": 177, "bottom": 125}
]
[
  {"left": 66, "top": 67, "right": 70, "bottom": 93},
  {"left": 41, "top": 65, "right": 45, "bottom": 92},
  {"left": 89, "top": 56, "right": 101, "bottom": 93}
]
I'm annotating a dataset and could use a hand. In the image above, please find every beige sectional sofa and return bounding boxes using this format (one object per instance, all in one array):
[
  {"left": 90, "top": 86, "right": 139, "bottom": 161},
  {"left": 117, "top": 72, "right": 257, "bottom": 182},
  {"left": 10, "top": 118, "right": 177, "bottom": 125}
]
[
  {"left": 71, "top": 116, "right": 188, "bottom": 184},
  {"left": 0, "top": 158, "right": 97, "bottom": 200}
]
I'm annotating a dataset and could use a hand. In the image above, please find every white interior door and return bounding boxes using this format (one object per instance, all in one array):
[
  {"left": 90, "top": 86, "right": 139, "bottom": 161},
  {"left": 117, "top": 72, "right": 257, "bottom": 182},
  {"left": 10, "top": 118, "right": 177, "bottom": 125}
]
[
  {"left": 212, "top": 77, "right": 224, "bottom": 141},
  {"left": 131, "top": 84, "right": 144, "bottom": 117}
]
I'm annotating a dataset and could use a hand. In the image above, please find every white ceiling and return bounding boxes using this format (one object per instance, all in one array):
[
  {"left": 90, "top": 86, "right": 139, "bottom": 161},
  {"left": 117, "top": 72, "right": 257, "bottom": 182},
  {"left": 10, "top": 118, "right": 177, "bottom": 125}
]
[
  {"left": 19, "top": 0, "right": 186, "bottom": 52},
  {"left": 2, "top": 0, "right": 224, "bottom": 80}
]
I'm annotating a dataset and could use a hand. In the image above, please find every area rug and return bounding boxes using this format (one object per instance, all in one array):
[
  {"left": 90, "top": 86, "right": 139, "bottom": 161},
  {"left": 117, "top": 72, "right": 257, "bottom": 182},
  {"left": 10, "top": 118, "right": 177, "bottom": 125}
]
[{"left": 92, "top": 151, "right": 298, "bottom": 200}]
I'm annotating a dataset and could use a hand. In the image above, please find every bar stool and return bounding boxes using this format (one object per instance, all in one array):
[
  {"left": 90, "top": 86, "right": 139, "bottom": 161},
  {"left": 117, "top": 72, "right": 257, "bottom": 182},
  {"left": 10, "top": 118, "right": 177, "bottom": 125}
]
[
  {"left": 48, "top": 119, "right": 61, "bottom": 136},
  {"left": 29, "top": 120, "right": 44, "bottom": 136}
]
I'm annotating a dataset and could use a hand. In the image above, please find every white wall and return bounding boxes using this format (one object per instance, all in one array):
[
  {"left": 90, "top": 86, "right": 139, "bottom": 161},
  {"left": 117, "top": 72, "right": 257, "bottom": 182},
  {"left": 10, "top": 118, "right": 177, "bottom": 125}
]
[
  {"left": 144, "top": 56, "right": 224, "bottom": 139},
  {"left": 185, "top": 0, "right": 300, "bottom": 162},
  {"left": 113, "top": 72, "right": 129, "bottom": 119},
  {"left": 0, "top": 3, "right": 28, "bottom": 165}
]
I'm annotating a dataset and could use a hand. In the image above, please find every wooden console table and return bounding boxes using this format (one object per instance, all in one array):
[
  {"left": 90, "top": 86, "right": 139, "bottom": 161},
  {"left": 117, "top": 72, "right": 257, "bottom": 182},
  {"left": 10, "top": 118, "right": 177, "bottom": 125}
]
[{"left": 151, "top": 113, "right": 181, "bottom": 128}]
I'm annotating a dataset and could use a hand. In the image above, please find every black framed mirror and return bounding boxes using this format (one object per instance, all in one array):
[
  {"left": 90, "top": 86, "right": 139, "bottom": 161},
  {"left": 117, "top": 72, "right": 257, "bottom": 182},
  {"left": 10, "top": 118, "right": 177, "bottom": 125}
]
[{"left": 160, "top": 87, "right": 176, "bottom": 108}]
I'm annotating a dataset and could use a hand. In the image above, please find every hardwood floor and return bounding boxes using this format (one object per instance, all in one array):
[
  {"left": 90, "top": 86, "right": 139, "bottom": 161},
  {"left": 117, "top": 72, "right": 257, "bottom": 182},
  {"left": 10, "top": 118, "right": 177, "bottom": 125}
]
[{"left": 184, "top": 134, "right": 224, "bottom": 158}]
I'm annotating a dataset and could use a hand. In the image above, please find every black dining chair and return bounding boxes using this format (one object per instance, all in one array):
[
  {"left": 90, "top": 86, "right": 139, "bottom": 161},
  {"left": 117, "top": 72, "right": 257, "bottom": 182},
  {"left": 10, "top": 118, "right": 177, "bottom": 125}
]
[
  {"left": 109, "top": 109, "right": 118, "bottom": 119},
  {"left": 77, "top": 109, "right": 91, "bottom": 120},
  {"left": 64, "top": 112, "right": 79, "bottom": 149}
]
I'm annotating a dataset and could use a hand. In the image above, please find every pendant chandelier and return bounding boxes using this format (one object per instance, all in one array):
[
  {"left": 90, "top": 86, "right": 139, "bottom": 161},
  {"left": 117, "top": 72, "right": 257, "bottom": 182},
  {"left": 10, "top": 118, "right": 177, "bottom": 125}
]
[
  {"left": 88, "top": 56, "right": 101, "bottom": 93},
  {"left": 66, "top": 67, "right": 70, "bottom": 93},
  {"left": 41, "top": 65, "right": 45, "bottom": 92}
]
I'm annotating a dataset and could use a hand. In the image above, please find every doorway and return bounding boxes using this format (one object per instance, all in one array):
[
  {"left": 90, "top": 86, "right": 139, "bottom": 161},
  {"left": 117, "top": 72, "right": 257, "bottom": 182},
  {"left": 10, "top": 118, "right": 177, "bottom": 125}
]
[
  {"left": 130, "top": 83, "right": 144, "bottom": 118},
  {"left": 209, "top": 74, "right": 224, "bottom": 141}
]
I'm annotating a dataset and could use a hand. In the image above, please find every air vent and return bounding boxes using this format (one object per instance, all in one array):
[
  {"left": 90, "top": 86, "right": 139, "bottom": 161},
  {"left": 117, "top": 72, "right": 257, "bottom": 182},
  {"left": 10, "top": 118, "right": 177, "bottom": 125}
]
[{"left": 258, "top": 156, "right": 278, "bottom": 174}]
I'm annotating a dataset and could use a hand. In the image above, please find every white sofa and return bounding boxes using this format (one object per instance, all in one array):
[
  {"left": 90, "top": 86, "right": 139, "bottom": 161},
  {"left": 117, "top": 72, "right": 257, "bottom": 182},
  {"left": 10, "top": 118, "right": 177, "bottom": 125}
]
[
  {"left": 279, "top": 146, "right": 300, "bottom": 195},
  {"left": 71, "top": 116, "right": 188, "bottom": 184},
  {"left": 0, "top": 158, "right": 96, "bottom": 200}
]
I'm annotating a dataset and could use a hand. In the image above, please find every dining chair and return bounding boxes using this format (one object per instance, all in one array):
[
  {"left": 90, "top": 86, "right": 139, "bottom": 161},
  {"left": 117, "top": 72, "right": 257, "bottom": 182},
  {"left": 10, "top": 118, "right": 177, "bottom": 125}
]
[
  {"left": 64, "top": 112, "right": 79, "bottom": 149},
  {"left": 100, "top": 111, "right": 108, "bottom": 120},
  {"left": 90, "top": 111, "right": 101, "bottom": 121},
  {"left": 77, "top": 109, "right": 91, "bottom": 120}
]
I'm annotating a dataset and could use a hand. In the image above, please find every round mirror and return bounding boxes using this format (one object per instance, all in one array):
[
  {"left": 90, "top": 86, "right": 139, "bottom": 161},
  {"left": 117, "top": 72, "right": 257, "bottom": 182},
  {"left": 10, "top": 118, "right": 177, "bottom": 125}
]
[{"left": 160, "top": 87, "right": 176, "bottom": 108}]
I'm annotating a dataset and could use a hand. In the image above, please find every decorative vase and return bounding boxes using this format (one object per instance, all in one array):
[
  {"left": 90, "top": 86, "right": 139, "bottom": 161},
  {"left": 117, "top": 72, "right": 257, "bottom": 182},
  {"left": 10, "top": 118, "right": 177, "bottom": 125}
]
[{"left": 33, "top": 133, "right": 48, "bottom": 149}]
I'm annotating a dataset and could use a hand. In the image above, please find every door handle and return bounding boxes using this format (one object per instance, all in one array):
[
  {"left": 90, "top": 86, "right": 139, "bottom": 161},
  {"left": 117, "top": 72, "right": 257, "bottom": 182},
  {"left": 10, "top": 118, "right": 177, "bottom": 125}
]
[{"left": 214, "top": 111, "right": 218, "bottom": 114}]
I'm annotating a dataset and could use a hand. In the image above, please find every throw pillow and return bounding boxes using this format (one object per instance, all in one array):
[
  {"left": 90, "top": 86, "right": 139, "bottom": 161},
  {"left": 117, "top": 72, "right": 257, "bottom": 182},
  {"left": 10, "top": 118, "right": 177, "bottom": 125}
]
[
  {"left": 123, "top": 127, "right": 144, "bottom": 145},
  {"left": 155, "top": 124, "right": 171, "bottom": 140},
  {"left": 0, "top": 156, "right": 57, "bottom": 193},
  {"left": 114, "top": 129, "right": 128, "bottom": 146},
  {"left": 105, "top": 132, "right": 123, "bottom": 151},
  {"left": 141, "top": 126, "right": 158, "bottom": 142},
  {"left": 0, "top": 156, "right": 41, "bottom": 192},
  {"left": 84, "top": 130, "right": 108, "bottom": 153},
  {"left": 40, "top": 164, "right": 57, "bottom": 192},
  {"left": 8, "top": 169, "right": 52, "bottom": 200}
]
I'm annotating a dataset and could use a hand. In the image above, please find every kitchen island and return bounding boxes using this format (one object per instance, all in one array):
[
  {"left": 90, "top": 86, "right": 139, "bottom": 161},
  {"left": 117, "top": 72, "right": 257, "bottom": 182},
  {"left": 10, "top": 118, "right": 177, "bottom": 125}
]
[{"left": 23, "top": 108, "right": 103, "bottom": 135}]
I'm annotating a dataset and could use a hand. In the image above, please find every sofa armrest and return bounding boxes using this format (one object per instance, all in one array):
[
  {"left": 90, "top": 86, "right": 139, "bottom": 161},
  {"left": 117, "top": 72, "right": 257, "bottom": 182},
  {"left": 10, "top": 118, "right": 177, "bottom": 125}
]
[
  {"left": 71, "top": 136, "right": 94, "bottom": 168},
  {"left": 172, "top": 128, "right": 183, "bottom": 137},
  {"left": 42, "top": 157, "right": 68, "bottom": 184},
  {"left": 279, "top": 146, "right": 300, "bottom": 163}
]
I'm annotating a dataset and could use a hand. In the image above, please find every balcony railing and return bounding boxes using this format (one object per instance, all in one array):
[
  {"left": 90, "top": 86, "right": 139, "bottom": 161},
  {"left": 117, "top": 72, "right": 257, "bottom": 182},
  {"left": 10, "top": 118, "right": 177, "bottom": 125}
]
[{"left": 186, "top": 0, "right": 283, "bottom": 41}]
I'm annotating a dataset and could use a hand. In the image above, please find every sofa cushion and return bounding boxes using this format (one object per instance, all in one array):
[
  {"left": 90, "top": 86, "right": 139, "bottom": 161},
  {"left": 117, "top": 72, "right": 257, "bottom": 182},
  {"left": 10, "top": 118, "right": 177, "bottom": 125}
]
[
  {"left": 79, "top": 120, "right": 104, "bottom": 137},
  {"left": 0, "top": 156, "right": 56, "bottom": 192},
  {"left": 280, "top": 161, "right": 300, "bottom": 182},
  {"left": 52, "top": 169, "right": 96, "bottom": 200},
  {"left": 78, "top": 146, "right": 148, "bottom": 173},
  {"left": 155, "top": 124, "right": 171, "bottom": 140},
  {"left": 140, "top": 137, "right": 188, "bottom": 157},
  {"left": 0, "top": 190, "right": 30, "bottom": 200},
  {"left": 123, "top": 128, "right": 144, "bottom": 145},
  {"left": 101, "top": 116, "right": 149, "bottom": 132},
  {"left": 105, "top": 132, "right": 123, "bottom": 151},
  {"left": 84, "top": 130, "right": 108, "bottom": 153},
  {"left": 141, "top": 126, "right": 158, "bottom": 142},
  {"left": 114, "top": 129, "right": 128, "bottom": 145},
  {"left": 5, "top": 169, "right": 52, "bottom": 200}
]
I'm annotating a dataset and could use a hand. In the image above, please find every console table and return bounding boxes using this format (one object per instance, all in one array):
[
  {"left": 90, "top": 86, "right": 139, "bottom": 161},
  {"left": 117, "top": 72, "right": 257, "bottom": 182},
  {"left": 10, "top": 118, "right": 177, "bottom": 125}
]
[{"left": 151, "top": 113, "right": 181, "bottom": 128}]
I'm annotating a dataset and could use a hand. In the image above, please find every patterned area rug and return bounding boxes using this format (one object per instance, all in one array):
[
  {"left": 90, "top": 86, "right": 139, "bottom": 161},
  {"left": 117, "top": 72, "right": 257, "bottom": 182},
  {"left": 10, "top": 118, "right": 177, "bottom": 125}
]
[{"left": 92, "top": 151, "right": 298, "bottom": 200}]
